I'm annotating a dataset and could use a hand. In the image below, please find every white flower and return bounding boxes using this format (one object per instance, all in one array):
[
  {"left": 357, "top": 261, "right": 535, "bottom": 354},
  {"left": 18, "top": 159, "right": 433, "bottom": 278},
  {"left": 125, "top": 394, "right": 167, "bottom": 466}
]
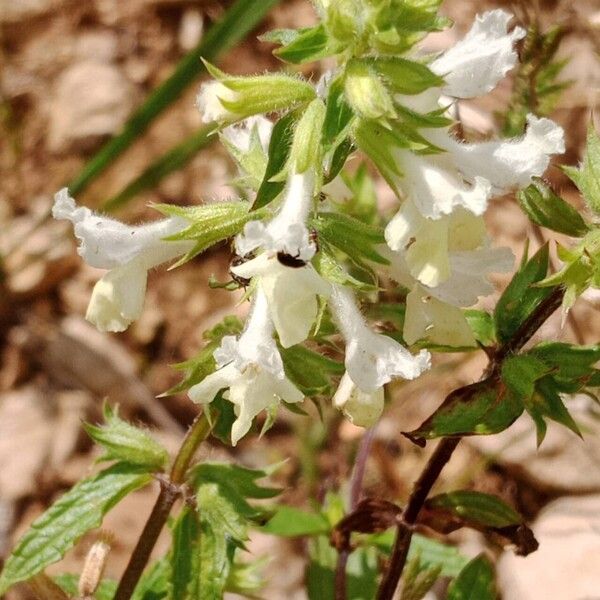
[
  {"left": 236, "top": 171, "right": 316, "bottom": 261},
  {"left": 431, "top": 10, "right": 526, "bottom": 99},
  {"left": 432, "top": 116, "right": 566, "bottom": 192},
  {"left": 188, "top": 289, "right": 303, "bottom": 444},
  {"left": 330, "top": 286, "right": 431, "bottom": 393},
  {"left": 404, "top": 285, "right": 477, "bottom": 347},
  {"left": 333, "top": 372, "right": 384, "bottom": 427},
  {"left": 196, "top": 80, "right": 239, "bottom": 123},
  {"left": 231, "top": 253, "right": 331, "bottom": 348},
  {"left": 53, "top": 188, "right": 193, "bottom": 332},
  {"left": 222, "top": 115, "right": 272, "bottom": 153},
  {"left": 392, "top": 149, "right": 493, "bottom": 219}
]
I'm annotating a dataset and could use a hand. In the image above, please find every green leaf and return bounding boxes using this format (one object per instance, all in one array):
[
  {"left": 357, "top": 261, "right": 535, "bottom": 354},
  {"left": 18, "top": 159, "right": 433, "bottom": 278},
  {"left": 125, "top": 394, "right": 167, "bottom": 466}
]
[
  {"left": 563, "top": 125, "right": 600, "bottom": 215},
  {"left": 253, "top": 111, "right": 297, "bottom": 209},
  {"left": 368, "top": 57, "right": 445, "bottom": 95},
  {"left": 501, "top": 354, "right": 552, "bottom": 401},
  {"left": 323, "top": 76, "right": 355, "bottom": 150},
  {"left": 517, "top": 178, "right": 589, "bottom": 237},
  {"left": 0, "top": 463, "right": 151, "bottom": 595},
  {"left": 529, "top": 342, "right": 600, "bottom": 382},
  {"left": 170, "top": 508, "right": 200, "bottom": 600},
  {"left": 370, "top": 532, "right": 469, "bottom": 578},
  {"left": 427, "top": 491, "right": 521, "bottom": 529},
  {"left": 132, "top": 558, "right": 170, "bottom": 600},
  {"left": 312, "top": 211, "right": 389, "bottom": 265},
  {"left": 195, "top": 519, "right": 233, "bottom": 600},
  {"left": 494, "top": 243, "right": 554, "bottom": 344},
  {"left": 162, "top": 316, "right": 243, "bottom": 396},
  {"left": 312, "top": 243, "right": 379, "bottom": 291},
  {"left": 446, "top": 555, "right": 497, "bottom": 600},
  {"left": 281, "top": 344, "right": 344, "bottom": 397},
  {"left": 54, "top": 574, "right": 117, "bottom": 600},
  {"left": 405, "top": 379, "right": 524, "bottom": 445},
  {"left": 262, "top": 506, "right": 331, "bottom": 537},
  {"left": 155, "top": 201, "right": 265, "bottom": 266},
  {"left": 400, "top": 554, "right": 441, "bottom": 600},
  {"left": 68, "top": 0, "right": 281, "bottom": 196},
  {"left": 464, "top": 310, "right": 497, "bottom": 347},
  {"left": 273, "top": 24, "right": 340, "bottom": 64},
  {"left": 84, "top": 404, "right": 169, "bottom": 471}
]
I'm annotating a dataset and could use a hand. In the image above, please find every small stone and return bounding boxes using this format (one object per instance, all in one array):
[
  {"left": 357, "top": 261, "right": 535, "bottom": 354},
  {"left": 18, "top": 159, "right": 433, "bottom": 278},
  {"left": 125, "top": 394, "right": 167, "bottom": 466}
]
[
  {"left": 0, "top": 0, "right": 58, "bottom": 22},
  {"left": 497, "top": 495, "right": 600, "bottom": 600},
  {"left": 75, "top": 31, "right": 120, "bottom": 62},
  {"left": 178, "top": 9, "right": 203, "bottom": 52},
  {"left": 48, "top": 61, "right": 136, "bottom": 153}
]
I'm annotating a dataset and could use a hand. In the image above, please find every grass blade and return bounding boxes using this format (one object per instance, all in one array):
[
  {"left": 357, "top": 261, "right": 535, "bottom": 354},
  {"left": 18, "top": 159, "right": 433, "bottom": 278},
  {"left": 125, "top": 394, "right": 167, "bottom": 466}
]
[{"left": 68, "top": 0, "right": 281, "bottom": 196}]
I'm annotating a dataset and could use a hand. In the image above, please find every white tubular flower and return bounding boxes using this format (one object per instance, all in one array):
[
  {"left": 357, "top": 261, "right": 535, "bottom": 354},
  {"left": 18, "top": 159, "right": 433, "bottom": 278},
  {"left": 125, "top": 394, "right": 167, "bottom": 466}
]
[
  {"left": 236, "top": 171, "right": 316, "bottom": 260},
  {"left": 333, "top": 372, "right": 384, "bottom": 428},
  {"left": 188, "top": 289, "right": 303, "bottom": 445},
  {"left": 222, "top": 115, "right": 273, "bottom": 153},
  {"left": 330, "top": 285, "right": 431, "bottom": 393},
  {"left": 404, "top": 285, "right": 477, "bottom": 347},
  {"left": 53, "top": 188, "right": 193, "bottom": 332},
  {"left": 393, "top": 149, "right": 492, "bottom": 220},
  {"left": 431, "top": 10, "right": 526, "bottom": 98},
  {"left": 196, "top": 80, "right": 239, "bottom": 123},
  {"left": 434, "top": 116, "right": 566, "bottom": 191},
  {"left": 233, "top": 169, "right": 330, "bottom": 347},
  {"left": 231, "top": 254, "right": 330, "bottom": 348}
]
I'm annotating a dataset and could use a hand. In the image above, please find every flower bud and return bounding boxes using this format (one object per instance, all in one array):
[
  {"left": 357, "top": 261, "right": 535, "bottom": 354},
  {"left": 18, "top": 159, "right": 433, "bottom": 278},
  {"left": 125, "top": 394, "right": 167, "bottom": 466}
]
[
  {"left": 197, "top": 61, "right": 316, "bottom": 124},
  {"left": 344, "top": 60, "right": 396, "bottom": 119}
]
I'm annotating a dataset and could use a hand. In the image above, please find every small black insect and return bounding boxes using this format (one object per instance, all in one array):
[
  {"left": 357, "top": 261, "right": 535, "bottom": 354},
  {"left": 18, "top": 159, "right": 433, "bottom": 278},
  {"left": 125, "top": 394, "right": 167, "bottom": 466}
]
[
  {"left": 229, "top": 254, "right": 253, "bottom": 287},
  {"left": 309, "top": 228, "right": 319, "bottom": 253},
  {"left": 277, "top": 252, "right": 306, "bottom": 268}
]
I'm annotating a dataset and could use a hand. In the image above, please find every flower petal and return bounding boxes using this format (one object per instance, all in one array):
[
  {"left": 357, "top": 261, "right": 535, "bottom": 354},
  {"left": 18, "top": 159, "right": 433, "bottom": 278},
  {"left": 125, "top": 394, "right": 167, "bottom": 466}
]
[
  {"left": 333, "top": 371, "right": 384, "bottom": 427},
  {"left": 432, "top": 10, "right": 525, "bottom": 98},
  {"left": 85, "top": 261, "right": 147, "bottom": 332},
  {"left": 222, "top": 115, "right": 272, "bottom": 152},
  {"left": 53, "top": 189, "right": 191, "bottom": 269},
  {"left": 404, "top": 286, "right": 476, "bottom": 347},
  {"left": 188, "top": 363, "right": 240, "bottom": 405},
  {"left": 196, "top": 81, "right": 239, "bottom": 123},
  {"left": 443, "top": 116, "right": 565, "bottom": 191}
]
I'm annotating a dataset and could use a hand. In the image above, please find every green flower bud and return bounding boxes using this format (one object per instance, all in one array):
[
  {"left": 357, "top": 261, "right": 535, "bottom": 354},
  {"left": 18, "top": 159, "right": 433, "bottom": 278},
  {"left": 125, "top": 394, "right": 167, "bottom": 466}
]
[{"left": 344, "top": 60, "right": 396, "bottom": 119}]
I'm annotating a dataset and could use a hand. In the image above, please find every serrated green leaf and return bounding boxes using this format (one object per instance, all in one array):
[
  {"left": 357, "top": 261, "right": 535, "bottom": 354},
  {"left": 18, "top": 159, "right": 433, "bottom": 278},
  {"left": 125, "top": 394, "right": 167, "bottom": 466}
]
[
  {"left": 54, "top": 574, "right": 117, "bottom": 600},
  {"left": 84, "top": 404, "right": 169, "bottom": 471},
  {"left": 195, "top": 463, "right": 281, "bottom": 501},
  {"left": 529, "top": 342, "right": 600, "bottom": 382},
  {"left": 368, "top": 57, "right": 444, "bottom": 95},
  {"left": 132, "top": 558, "right": 170, "bottom": 600},
  {"left": 464, "top": 310, "right": 497, "bottom": 347},
  {"left": 262, "top": 506, "right": 331, "bottom": 537},
  {"left": 196, "top": 519, "right": 232, "bottom": 600},
  {"left": 281, "top": 344, "right": 344, "bottom": 397},
  {"left": 312, "top": 211, "right": 389, "bottom": 265},
  {"left": 253, "top": 111, "right": 297, "bottom": 209},
  {"left": 494, "top": 244, "right": 554, "bottom": 344},
  {"left": 517, "top": 178, "right": 589, "bottom": 237},
  {"left": 427, "top": 491, "right": 521, "bottom": 529},
  {"left": 446, "top": 555, "right": 496, "bottom": 600},
  {"left": 155, "top": 201, "right": 265, "bottom": 266},
  {"left": 563, "top": 125, "right": 600, "bottom": 215},
  {"left": 0, "top": 463, "right": 151, "bottom": 595},
  {"left": 501, "top": 355, "right": 552, "bottom": 401},
  {"left": 405, "top": 379, "right": 524, "bottom": 444}
]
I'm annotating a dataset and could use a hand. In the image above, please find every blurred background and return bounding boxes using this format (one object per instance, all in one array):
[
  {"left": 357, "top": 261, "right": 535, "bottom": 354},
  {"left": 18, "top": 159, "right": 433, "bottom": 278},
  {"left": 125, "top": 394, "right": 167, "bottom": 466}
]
[{"left": 1, "top": 0, "right": 600, "bottom": 598}]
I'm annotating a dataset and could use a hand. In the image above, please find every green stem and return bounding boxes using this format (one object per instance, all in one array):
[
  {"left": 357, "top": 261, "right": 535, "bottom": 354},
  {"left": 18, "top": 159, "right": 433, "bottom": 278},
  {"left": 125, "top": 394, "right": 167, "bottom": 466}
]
[{"left": 113, "top": 412, "right": 213, "bottom": 600}]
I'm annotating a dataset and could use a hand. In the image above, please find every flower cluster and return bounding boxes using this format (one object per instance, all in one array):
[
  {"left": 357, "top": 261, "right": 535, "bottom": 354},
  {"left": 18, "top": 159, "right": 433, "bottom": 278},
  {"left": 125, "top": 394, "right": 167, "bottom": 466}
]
[{"left": 55, "top": 6, "right": 565, "bottom": 444}]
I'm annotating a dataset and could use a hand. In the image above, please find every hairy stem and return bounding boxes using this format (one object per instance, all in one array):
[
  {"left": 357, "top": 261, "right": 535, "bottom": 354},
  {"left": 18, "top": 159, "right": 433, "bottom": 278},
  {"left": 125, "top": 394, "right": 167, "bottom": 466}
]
[
  {"left": 376, "top": 286, "right": 565, "bottom": 600},
  {"left": 113, "top": 411, "right": 212, "bottom": 600}
]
